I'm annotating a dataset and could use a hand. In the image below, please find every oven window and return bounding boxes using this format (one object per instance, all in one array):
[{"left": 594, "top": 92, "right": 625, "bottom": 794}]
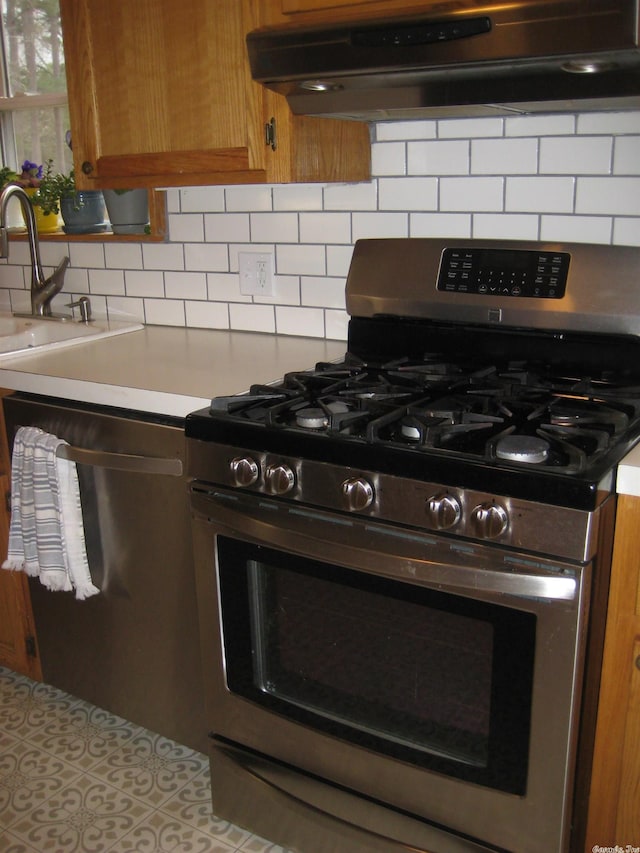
[{"left": 217, "top": 536, "right": 536, "bottom": 795}]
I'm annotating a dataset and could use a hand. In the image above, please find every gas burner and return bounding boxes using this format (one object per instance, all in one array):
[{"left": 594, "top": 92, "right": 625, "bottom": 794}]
[
  {"left": 495, "top": 435, "right": 550, "bottom": 464},
  {"left": 296, "top": 407, "right": 329, "bottom": 429}
]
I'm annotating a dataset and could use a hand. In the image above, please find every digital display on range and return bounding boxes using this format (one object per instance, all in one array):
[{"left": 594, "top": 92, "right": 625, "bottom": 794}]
[{"left": 437, "top": 247, "right": 570, "bottom": 299}]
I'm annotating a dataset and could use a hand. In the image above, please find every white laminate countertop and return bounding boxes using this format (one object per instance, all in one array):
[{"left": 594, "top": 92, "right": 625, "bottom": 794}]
[
  {"left": 0, "top": 326, "right": 347, "bottom": 419},
  {"left": 616, "top": 442, "right": 640, "bottom": 497}
]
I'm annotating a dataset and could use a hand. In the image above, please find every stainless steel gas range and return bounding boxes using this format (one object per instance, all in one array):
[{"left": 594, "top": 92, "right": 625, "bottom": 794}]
[{"left": 185, "top": 238, "right": 640, "bottom": 853}]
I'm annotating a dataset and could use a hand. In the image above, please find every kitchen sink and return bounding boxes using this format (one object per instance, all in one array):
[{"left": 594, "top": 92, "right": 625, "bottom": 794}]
[{"left": 0, "top": 313, "right": 144, "bottom": 360}]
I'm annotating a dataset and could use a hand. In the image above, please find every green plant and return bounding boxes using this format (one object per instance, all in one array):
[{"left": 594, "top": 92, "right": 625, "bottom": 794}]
[
  {"left": 30, "top": 159, "right": 63, "bottom": 216},
  {"left": 0, "top": 166, "right": 19, "bottom": 188}
]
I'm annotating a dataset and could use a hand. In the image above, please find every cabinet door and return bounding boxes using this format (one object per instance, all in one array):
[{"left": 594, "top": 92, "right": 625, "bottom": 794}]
[
  {"left": 585, "top": 493, "right": 640, "bottom": 847},
  {"left": 61, "top": 0, "right": 370, "bottom": 189},
  {"left": 269, "top": 0, "right": 439, "bottom": 25},
  {"left": 0, "top": 391, "right": 41, "bottom": 680}
]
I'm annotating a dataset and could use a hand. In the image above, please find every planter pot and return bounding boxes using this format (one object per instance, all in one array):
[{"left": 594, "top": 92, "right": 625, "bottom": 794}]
[
  {"left": 60, "top": 190, "right": 108, "bottom": 235},
  {"left": 24, "top": 188, "right": 62, "bottom": 234},
  {"left": 103, "top": 189, "right": 149, "bottom": 235}
]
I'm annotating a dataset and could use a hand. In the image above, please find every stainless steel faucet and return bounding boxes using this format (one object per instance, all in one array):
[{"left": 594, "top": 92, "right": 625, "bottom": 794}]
[{"left": 0, "top": 183, "right": 70, "bottom": 317}]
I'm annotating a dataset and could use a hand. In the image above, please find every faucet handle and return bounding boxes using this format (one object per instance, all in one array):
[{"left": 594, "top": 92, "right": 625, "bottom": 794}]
[{"left": 66, "top": 295, "right": 92, "bottom": 323}]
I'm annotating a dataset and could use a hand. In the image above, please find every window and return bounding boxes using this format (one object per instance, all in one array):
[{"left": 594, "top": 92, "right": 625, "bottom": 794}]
[{"left": 0, "top": 0, "right": 71, "bottom": 175}]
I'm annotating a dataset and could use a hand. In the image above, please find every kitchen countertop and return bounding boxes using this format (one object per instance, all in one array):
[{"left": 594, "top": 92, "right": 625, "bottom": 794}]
[
  {"left": 2, "top": 324, "right": 639, "bottom": 497},
  {"left": 0, "top": 325, "right": 347, "bottom": 419}
]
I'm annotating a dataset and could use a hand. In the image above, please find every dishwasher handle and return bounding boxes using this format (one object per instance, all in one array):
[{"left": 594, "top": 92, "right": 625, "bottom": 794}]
[{"left": 57, "top": 444, "right": 183, "bottom": 476}]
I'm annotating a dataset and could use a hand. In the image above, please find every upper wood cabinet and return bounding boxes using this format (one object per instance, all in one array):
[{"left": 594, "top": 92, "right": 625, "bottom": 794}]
[
  {"left": 263, "top": 1, "right": 442, "bottom": 26},
  {"left": 60, "top": 0, "right": 370, "bottom": 190}
]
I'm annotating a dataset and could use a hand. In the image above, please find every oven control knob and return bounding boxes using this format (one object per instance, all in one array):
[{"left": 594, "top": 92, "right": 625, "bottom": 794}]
[
  {"left": 342, "top": 477, "right": 374, "bottom": 512},
  {"left": 425, "top": 493, "right": 462, "bottom": 530},
  {"left": 265, "top": 462, "right": 296, "bottom": 495},
  {"left": 470, "top": 502, "right": 509, "bottom": 539},
  {"left": 229, "top": 456, "right": 259, "bottom": 488}
]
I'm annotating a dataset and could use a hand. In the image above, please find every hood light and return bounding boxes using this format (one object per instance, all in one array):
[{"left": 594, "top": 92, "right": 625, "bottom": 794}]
[
  {"left": 300, "top": 80, "right": 344, "bottom": 92},
  {"left": 562, "top": 59, "right": 617, "bottom": 74}
]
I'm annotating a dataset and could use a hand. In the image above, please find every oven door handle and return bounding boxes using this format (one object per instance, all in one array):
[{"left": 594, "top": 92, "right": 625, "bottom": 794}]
[{"left": 191, "top": 488, "right": 580, "bottom": 602}]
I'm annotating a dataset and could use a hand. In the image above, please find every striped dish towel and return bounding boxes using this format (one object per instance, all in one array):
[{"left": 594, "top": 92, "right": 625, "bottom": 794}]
[{"left": 2, "top": 426, "right": 99, "bottom": 599}]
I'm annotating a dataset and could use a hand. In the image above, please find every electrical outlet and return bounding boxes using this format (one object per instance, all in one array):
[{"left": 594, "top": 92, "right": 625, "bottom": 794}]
[{"left": 239, "top": 252, "right": 274, "bottom": 297}]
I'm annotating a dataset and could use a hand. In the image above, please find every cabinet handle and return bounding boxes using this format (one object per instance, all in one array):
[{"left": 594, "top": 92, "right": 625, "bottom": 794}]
[
  {"left": 81, "top": 160, "right": 94, "bottom": 175},
  {"left": 265, "top": 117, "right": 277, "bottom": 151},
  {"left": 57, "top": 445, "right": 182, "bottom": 477},
  {"left": 635, "top": 654, "right": 640, "bottom": 672}
]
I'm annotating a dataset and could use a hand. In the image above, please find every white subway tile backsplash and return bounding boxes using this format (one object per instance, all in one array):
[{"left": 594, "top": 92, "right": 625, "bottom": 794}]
[
  {"left": 165, "top": 271, "right": 207, "bottom": 301},
  {"left": 12, "top": 110, "right": 639, "bottom": 342},
  {"left": 204, "top": 212, "right": 250, "bottom": 243},
  {"left": 613, "top": 137, "right": 640, "bottom": 174},
  {"left": 299, "top": 212, "right": 351, "bottom": 244},
  {"left": 229, "top": 302, "right": 276, "bottom": 334},
  {"left": 577, "top": 112, "right": 640, "bottom": 134},
  {"left": 276, "top": 305, "right": 325, "bottom": 338},
  {"left": 379, "top": 177, "right": 439, "bottom": 210},
  {"left": 613, "top": 218, "right": 640, "bottom": 246},
  {"left": 69, "top": 243, "right": 105, "bottom": 269},
  {"left": 273, "top": 184, "right": 323, "bottom": 211},
  {"left": 207, "top": 271, "right": 249, "bottom": 302},
  {"left": 327, "top": 244, "right": 357, "bottom": 277},
  {"left": 227, "top": 185, "right": 273, "bottom": 212},
  {"left": 276, "top": 244, "right": 326, "bottom": 276},
  {"left": 472, "top": 214, "right": 539, "bottom": 240},
  {"left": 180, "top": 186, "right": 225, "bottom": 212},
  {"left": 168, "top": 213, "right": 205, "bottom": 243},
  {"left": 409, "top": 213, "right": 471, "bottom": 237},
  {"left": 250, "top": 212, "right": 299, "bottom": 243},
  {"left": 301, "top": 277, "right": 346, "bottom": 309},
  {"left": 144, "top": 297, "right": 185, "bottom": 327},
  {"left": 125, "top": 270, "right": 165, "bottom": 299},
  {"left": 184, "top": 243, "right": 229, "bottom": 272},
  {"left": 371, "top": 142, "right": 407, "bottom": 176},
  {"left": 352, "top": 211, "right": 409, "bottom": 239},
  {"left": 539, "top": 137, "right": 612, "bottom": 174},
  {"left": 576, "top": 177, "right": 640, "bottom": 215},
  {"left": 104, "top": 243, "right": 144, "bottom": 270},
  {"left": 505, "top": 114, "right": 576, "bottom": 137},
  {"left": 441, "top": 177, "right": 504, "bottom": 211},
  {"left": 408, "top": 140, "right": 469, "bottom": 175},
  {"left": 141, "top": 242, "right": 185, "bottom": 271},
  {"left": 88, "top": 269, "right": 125, "bottom": 296},
  {"left": 324, "top": 181, "right": 377, "bottom": 211},
  {"left": 540, "top": 215, "right": 612, "bottom": 244},
  {"left": 438, "top": 117, "right": 504, "bottom": 138},
  {"left": 506, "top": 176, "right": 575, "bottom": 212},
  {"left": 325, "top": 309, "right": 349, "bottom": 342},
  {"left": 376, "top": 120, "right": 436, "bottom": 141},
  {"left": 472, "top": 138, "right": 538, "bottom": 175},
  {"left": 185, "top": 300, "right": 229, "bottom": 329}
]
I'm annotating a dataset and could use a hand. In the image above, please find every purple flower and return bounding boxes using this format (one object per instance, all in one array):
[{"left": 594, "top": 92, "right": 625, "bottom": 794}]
[{"left": 20, "top": 160, "right": 43, "bottom": 180}]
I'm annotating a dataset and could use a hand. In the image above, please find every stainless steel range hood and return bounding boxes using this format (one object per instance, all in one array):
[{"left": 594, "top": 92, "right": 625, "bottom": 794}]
[{"left": 247, "top": 0, "right": 640, "bottom": 119}]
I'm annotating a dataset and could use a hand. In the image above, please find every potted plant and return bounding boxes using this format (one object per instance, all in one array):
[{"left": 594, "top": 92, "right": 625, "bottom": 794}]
[
  {"left": 103, "top": 188, "right": 149, "bottom": 234},
  {"left": 17, "top": 159, "right": 62, "bottom": 233},
  {"left": 56, "top": 170, "right": 107, "bottom": 235}
]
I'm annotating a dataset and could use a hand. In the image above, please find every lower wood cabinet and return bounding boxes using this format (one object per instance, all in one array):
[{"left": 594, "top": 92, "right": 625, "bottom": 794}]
[
  {"left": 585, "top": 493, "right": 640, "bottom": 848},
  {"left": 0, "top": 393, "right": 41, "bottom": 680}
]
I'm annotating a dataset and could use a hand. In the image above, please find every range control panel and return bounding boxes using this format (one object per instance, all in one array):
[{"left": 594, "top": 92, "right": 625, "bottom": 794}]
[{"left": 437, "top": 247, "right": 570, "bottom": 298}]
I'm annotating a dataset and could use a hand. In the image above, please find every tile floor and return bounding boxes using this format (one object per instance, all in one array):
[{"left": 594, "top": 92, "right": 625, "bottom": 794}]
[{"left": 0, "top": 666, "right": 291, "bottom": 852}]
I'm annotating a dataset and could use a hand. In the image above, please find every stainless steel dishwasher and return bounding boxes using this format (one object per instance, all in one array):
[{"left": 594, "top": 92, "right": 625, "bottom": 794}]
[{"left": 2, "top": 392, "right": 207, "bottom": 753}]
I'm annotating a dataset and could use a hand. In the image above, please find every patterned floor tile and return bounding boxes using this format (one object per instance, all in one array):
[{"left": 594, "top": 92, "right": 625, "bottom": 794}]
[
  {"left": 240, "top": 835, "right": 295, "bottom": 853},
  {"left": 0, "top": 828, "right": 31, "bottom": 853},
  {"left": 161, "top": 766, "right": 252, "bottom": 846},
  {"left": 27, "top": 698, "right": 142, "bottom": 771},
  {"left": 0, "top": 738, "right": 80, "bottom": 828},
  {"left": 113, "top": 809, "right": 237, "bottom": 852},
  {"left": 8, "top": 773, "right": 152, "bottom": 853},
  {"left": 89, "top": 728, "right": 208, "bottom": 808},
  {"left": 0, "top": 672, "right": 78, "bottom": 740}
]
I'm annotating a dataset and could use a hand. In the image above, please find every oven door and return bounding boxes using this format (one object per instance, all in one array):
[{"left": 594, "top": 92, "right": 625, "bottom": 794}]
[{"left": 190, "top": 484, "right": 591, "bottom": 853}]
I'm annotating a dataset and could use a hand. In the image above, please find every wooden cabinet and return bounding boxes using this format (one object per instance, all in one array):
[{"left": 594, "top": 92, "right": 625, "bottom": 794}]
[
  {"left": 0, "top": 393, "right": 41, "bottom": 680},
  {"left": 60, "top": 0, "right": 370, "bottom": 190},
  {"left": 585, "top": 493, "right": 640, "bottom": 848},
  {"left": 263, "top": 1, "right": 441, "bottom": 26}
]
